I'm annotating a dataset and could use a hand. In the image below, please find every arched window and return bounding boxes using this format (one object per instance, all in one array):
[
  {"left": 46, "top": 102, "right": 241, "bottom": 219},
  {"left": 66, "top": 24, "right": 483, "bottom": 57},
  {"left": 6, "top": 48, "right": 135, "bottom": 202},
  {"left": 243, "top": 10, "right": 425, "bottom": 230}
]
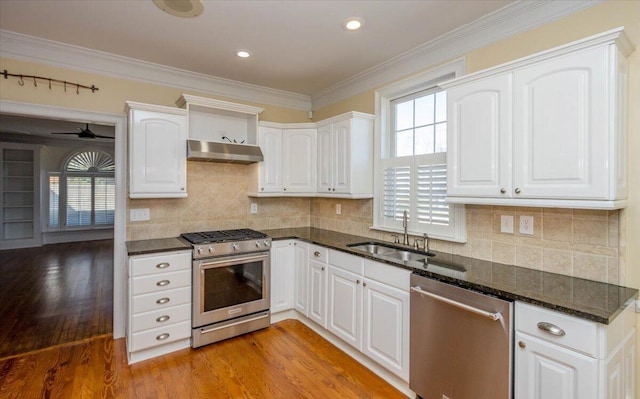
[{"left": 48, "top": 150, "right": 115, "bottom": 229}]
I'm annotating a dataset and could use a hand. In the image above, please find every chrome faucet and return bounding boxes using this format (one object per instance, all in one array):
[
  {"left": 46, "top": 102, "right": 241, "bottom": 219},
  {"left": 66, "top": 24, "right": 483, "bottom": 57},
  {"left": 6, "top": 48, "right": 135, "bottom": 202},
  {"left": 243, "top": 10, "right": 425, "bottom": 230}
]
[{"left": 402, "top": 210, "right": 410, "bottom": 245}]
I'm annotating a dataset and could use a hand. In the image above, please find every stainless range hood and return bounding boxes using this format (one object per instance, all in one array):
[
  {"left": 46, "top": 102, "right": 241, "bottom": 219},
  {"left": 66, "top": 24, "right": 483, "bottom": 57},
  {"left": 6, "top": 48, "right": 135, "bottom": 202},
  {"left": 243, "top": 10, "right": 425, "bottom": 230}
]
[{"left": 187, "top": 140, "right": 264, "bottom": 164}]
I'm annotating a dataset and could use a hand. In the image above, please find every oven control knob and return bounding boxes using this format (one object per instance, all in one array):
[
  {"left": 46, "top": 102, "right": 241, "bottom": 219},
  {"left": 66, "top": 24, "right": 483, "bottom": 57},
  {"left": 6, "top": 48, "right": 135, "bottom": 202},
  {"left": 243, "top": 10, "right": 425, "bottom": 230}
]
[
  {"left": 197, "top": 247, "right": 204, "bottom": 254},
  {"left": 232, "top": 244, "right": 240, "bottom": 251},
  {"left": 208, "top": 246, "right": 214, "bottom": 253},
  {"left": 255, "top": 241, "right": 262, "bottom": 247},
  {"left": 263, "top": 240, "right": 270, "bottom": 247}
]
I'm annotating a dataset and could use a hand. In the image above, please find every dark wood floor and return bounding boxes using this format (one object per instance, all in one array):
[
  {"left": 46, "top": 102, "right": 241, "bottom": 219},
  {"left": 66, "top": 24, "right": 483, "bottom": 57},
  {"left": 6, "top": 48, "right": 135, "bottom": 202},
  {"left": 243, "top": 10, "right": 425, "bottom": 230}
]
[
  {"left": 0, "top": 240, "right": 113, "bottom": 359},
  {"left": 0, "top": 319, "right": 406, "bottom": 399}
]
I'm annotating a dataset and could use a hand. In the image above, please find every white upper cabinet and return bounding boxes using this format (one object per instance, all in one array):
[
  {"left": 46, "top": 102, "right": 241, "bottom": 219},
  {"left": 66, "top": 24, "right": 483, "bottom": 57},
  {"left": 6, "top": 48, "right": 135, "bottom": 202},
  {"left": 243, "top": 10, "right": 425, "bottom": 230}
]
[
  {"left": 127, "top": 102, "right": 188, "bottom": 199},
  {"left": 254, "top": 126, "right": 282, "bottom": 193},
  {"left": 444, "top": 28, "right": 631, "bottom": 209},
  {"left": 316, "top": 113, "right": 375, "bottom": 198},
  {"left": 282, "top": 128, "right": 317, "bottom": 193}
]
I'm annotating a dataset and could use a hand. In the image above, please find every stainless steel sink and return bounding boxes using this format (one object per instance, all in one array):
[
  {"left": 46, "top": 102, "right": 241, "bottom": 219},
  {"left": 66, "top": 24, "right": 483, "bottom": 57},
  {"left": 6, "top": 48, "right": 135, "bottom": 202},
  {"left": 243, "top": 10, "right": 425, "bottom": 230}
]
[{"left": 347, "top": 241, "right": 434, "bottom": 263}]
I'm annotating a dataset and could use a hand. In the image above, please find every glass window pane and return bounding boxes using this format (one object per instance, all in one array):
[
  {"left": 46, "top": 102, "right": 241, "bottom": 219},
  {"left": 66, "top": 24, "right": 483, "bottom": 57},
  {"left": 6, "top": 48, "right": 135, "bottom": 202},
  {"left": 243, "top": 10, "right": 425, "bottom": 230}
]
[
  {"left": 415, "top": 93, "right": 435, "bottom": 127},
  {"left": 435, "top": 91, "right": 447, "bottom": 123},
  {"left": 395, "top": 100, "right": 414, "bottom": 131},
  {"left": 66, "top": 176, "right": 92, "bottom": 226},
  {"left": 49, "top": 175, "right": 59, "bottom": 227},
  {"left": 435, "top": 122, "right": 447, "bottom": 153},
  {"left": 415, "top": 126, "right": 434, "bottom": 155},
  {"left": 395, "top": 129, "right": 414, "bottom": 157},
  {"left": 95, "top": 177, "right": 115, "bottom": 225}
]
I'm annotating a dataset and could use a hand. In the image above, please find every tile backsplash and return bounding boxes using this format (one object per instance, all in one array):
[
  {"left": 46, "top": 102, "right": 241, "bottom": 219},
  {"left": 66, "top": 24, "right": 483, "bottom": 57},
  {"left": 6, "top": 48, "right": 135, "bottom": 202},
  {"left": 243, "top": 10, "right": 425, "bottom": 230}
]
[{"left": 127, "top": 164, "right": 620, "bottom": 285}]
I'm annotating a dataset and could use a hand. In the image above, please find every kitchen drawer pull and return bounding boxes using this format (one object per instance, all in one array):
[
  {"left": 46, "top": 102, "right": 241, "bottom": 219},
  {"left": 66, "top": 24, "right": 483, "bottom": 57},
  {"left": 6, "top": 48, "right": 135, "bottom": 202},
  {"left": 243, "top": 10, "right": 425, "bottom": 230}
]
[
  {"left": 156, "top": 315, "right": 170, "bottom": 323},
  {"left": 537, "top": 322, "right": 566, "bottom": 337},
  {"left": 515, "top": 188, "right": 521, "bottom": 194},
  {"left": 314, "top": 251, "right": 321, "bottom": 257},
  {"left": 156, "top": 262, "right": 170, "bottom": 269},
  {"left": 156, "top": 333, "right": 170, "bottom": 341},
  {"left": 156, "top": 297, "right": 170, "bottom": 305},
  {"left": 410, "top": 286, "right": 502, "bottom": 321},
  {"left": 156, "top": 280, "right": 170, "bottom": 287},
  {"left": 500, "top": 188, "right": 506, "bottom": 194}
]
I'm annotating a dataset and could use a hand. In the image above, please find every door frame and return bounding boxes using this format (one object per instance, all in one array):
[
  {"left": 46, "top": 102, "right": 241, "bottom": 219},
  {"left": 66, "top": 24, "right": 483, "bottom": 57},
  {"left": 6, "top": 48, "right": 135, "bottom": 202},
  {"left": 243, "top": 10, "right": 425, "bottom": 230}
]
[{"left": 0, "top": 100, "right": 127, "bottom": 338}]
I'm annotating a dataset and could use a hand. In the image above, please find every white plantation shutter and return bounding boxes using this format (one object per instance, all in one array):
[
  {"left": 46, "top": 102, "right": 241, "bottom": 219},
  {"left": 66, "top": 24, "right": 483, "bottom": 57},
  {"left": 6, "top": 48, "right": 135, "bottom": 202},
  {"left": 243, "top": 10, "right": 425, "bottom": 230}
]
[
  {"left": 383, "top": 165, "right": 410, "bottom": 221},
  {"left": 416, "top": 161, "right": 449, "bottom": 226}
]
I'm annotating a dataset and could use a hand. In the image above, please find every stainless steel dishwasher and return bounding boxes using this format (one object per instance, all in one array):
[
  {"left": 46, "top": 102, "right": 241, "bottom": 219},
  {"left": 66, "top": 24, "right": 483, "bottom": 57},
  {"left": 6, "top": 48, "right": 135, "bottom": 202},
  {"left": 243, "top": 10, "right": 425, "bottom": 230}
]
[{"left": 410, "top": 274, "right": 513, "bottom": 399}]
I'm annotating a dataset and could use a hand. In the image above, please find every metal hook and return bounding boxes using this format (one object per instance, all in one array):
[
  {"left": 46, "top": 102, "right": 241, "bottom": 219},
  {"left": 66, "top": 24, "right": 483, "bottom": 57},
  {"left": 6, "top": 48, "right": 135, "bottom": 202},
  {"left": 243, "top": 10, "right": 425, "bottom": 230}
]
[
  {"left": 18, "top": 75, "right": 24, "bottom": 86},
  {"left": 33, "top": 76, "right": 37, "bottom": 87}
]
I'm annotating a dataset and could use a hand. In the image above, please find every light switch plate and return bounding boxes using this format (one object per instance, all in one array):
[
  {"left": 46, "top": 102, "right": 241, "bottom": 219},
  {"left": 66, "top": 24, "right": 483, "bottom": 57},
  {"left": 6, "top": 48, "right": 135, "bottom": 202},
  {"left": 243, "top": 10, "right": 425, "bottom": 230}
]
[
  {"left": 519, "top": 215, "right": 534, "bottom": 235},
  {"left": 250, "top": 203, "right": 258, "bottom": 214},
  {"left": 336, "top": 204, "right": 341, "bottom": 215},
  {"left": 130, "top": 208, "right": 150, "bottom": 221},
  {"left": 500, "top": 215, "right": 514, "bottom": 234}
]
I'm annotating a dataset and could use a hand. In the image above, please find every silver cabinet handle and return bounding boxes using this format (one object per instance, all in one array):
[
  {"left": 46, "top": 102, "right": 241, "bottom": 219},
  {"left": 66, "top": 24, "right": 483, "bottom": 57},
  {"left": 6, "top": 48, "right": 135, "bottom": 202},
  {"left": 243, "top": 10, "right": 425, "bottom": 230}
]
[
  {"left": 356, "top": 279, "right": 361, "bottom": 284},
  {"left": 410, "top": 286, "right": 502, "bottom": 321},
  {"left": 156, "top": 280, "right": 170, "bottom": 287},
  {"left": 156, "top": 262, "right": 170, "bottom": 269},
  {"left": 328, "top": 188, "right": 331, "bottom": 191},
  {"left": 321, "top": 266, "right": 325, "bottom": 271},
  {"left": 156, "top": 297, "right": 170, "bottom": 305},
  {"left": 537, "top": 322, "right": 566, "bottom": 336},
  {"left": 156, "top": 333, "right": 170, "bottom": 341},
  {"left": 363, "top": 281, "right": 367, "bottom": 287},
  {"left": 500, "top": 188, "right": 506, "bottom": 194},
  {"left": 515, "top": 188, "right": 521, "bottom": 194},
  {"left": 314, "top": 251, "right": 321, "bottom": 257},
  {"left": 156, "top": 315, "right": 170, "bottom": 323},
  {"left": 180, "top": 187, "right": 185, "bottom": 191}
]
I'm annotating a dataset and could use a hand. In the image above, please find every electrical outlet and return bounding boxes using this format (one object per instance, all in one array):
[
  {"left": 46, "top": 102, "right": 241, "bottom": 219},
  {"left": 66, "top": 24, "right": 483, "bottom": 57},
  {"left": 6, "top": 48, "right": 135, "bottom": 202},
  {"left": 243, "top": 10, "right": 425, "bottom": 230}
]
[
  {"left": 519, "top": 215, "right": 534, "bottom": 235},
  {"left": 130, "top": 208, "right": 150, "bottom": 221},
  {"left": 250, "top": 203, "right": 258, "bottom": 214},
  {"left": 336, "top": 204, "right": 341, "bottom": 215},
  {"left": 500, "top": 215, "right": 514, "bottom": 234}
]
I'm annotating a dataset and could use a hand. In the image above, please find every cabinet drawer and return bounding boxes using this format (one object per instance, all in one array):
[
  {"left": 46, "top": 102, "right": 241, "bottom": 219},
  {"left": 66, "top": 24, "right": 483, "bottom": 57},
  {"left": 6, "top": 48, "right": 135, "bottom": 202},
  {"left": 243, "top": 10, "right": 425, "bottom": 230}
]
[
  {"left": 309, "top": 244, "right": 328, "bottom": 262},
  {"left": 364, "top": 259, "right": 410, "bottom": 291},
  {"left": 132, "top": 287, "right": 191, "bottom": 314},
  {"left": 131, "top": 304, "right": 191, "bottom": 333},
  {"left": 130, "top": 251, "right": 191, "bottom": 277},
  {"left": 515, "top": 301, "right": 598, "bottom": 357},
  {"left": 129, "top": 320, "right": 191, "bottom": 352},
  {"left": 131, "top": 269, "right": 191, "bottom": 296},
  {"left": 329, "top": 249, "right": 363, "bottom": 275}
]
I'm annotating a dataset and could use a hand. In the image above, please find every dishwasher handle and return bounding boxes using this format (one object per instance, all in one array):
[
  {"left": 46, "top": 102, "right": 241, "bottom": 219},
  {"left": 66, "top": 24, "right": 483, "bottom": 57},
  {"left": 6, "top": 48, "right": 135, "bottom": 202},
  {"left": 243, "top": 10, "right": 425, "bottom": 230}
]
[{"left": 411, "top": 286, "right": 502, "bottom": 321}]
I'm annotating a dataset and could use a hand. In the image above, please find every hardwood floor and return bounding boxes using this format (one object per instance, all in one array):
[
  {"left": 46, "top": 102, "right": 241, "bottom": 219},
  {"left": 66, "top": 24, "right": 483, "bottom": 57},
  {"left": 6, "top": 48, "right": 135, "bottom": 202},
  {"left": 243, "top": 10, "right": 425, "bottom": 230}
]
[
  {"left": 0, "top": 319, "right": 406, "bottom": 399},
  {"left": 0, "top": 240, "right": 113, "bottom": 359}
]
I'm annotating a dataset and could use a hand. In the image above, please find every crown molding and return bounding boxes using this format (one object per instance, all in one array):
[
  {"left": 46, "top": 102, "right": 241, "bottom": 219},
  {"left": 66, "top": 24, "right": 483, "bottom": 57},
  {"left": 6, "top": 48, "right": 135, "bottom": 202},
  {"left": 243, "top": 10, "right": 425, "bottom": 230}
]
[
  {"left": 0, "top": 30, "right": 312, "bottom": 111},
  {"left": 311, "top": 0, "right": 603, "bottom": 109}
]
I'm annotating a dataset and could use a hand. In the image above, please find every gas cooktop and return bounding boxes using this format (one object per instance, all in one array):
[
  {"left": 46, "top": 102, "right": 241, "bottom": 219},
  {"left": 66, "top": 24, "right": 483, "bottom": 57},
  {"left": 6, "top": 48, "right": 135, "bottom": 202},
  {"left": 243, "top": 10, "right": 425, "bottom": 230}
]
[{"left": 180, "top": 228, "right": 268, "bottom": 245}]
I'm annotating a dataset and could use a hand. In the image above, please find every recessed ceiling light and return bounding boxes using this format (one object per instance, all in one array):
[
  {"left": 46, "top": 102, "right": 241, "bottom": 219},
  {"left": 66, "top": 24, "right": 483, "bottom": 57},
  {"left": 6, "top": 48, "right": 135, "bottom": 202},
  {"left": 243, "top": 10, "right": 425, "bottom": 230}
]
[
  {"left": 237, "top": 50, "right": 251, "bottom": 58},
  {"left": 344, "top": 17, "right": 364, "bottom": 31},
  {"left": 153, "top": 0, "right": 204, "bottom": 18}
]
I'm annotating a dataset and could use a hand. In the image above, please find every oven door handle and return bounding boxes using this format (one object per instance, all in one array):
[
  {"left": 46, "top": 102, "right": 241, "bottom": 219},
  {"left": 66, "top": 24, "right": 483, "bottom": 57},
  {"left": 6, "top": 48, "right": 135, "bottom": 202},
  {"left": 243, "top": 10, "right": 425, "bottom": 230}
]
[{"left": 198, "top": 253, "right": 269, "bottom": 270}]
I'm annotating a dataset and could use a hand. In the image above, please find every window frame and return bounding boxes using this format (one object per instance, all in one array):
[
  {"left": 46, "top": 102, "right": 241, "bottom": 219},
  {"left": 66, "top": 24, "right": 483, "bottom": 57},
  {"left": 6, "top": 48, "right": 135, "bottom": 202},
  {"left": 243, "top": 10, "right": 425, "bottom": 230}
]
[{"left": 373, "top": 60, "right": 467, "bottom": 243}]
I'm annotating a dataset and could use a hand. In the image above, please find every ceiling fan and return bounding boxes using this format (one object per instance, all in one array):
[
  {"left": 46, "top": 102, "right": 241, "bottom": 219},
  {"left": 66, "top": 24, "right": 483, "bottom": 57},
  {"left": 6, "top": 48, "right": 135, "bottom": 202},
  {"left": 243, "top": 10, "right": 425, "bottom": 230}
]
[{"left": 52, "top": 123, "right": 114, "bottom": 139}]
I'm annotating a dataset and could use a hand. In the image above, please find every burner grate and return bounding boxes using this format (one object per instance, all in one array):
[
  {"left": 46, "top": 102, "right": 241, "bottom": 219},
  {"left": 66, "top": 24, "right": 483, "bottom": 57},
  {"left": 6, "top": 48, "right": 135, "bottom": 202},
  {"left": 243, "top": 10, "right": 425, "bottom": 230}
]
[{"left": 181, "top": 229, "right": 267, "bottom": 244}]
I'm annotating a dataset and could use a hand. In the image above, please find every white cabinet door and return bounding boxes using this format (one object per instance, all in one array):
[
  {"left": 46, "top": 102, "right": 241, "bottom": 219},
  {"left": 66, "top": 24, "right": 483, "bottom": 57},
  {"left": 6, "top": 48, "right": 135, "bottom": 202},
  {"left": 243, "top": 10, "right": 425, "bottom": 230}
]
[
  {"left": 316, "top": 124, "right": 334, "bottom": 194},
  {"left": 293, "top": 241, "right": 309, "bottom": 316},
  {"left": 257, "top": 126, "right": 282, "bottom": 193},
  {"left": 447, "top": 73, "right": 512, "bottom": 198},
  {"left": 129, "top": 109, "right": 187, "bottom": 198},
  {"left": 327, "top": 265, "right": 362, "bottom": 351},
  {"left": 270, "top": 240, "right": 294, "bottom": 313},
  {"left": 308, "top": 258, "right": 327, "bottom": 328},
  {"left": 332, "top": 119, "right": 352, "bottom": 194},
  {"left": 362, "top": 278, "right": 409, "bottom": 381},
  {"left": 513, "top": 46, "right": 610, "bottom": 199},
  {"left": 515, "top": 332, "right": 598, "bottom": 399},
  {"left": 282, "top": 129, "right": 316, "bottom": 193}
]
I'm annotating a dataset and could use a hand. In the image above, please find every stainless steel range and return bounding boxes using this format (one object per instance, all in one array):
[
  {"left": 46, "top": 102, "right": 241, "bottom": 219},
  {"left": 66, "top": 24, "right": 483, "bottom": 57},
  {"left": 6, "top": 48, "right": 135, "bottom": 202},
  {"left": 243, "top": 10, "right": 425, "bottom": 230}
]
[{"left": 180, "top": 229, "right": 271, "bottom": 348}]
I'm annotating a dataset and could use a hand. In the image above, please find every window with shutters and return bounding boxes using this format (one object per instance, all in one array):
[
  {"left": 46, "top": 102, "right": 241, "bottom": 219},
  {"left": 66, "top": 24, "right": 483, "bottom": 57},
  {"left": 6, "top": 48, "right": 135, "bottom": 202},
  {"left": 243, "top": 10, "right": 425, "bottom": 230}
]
[
  {"left": 48, "top": 150, "right": 115, "bottom": 230},
  {"left": 374, "top": 62, "right": 466, "bottom": 242}
]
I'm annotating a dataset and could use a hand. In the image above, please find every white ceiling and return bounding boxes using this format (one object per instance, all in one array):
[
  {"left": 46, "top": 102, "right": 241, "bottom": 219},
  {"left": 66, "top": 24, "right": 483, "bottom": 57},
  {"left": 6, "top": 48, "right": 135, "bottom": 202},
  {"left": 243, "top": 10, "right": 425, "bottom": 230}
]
[{"left": 0, "top": 0, "right": 514, "bottom": 96}]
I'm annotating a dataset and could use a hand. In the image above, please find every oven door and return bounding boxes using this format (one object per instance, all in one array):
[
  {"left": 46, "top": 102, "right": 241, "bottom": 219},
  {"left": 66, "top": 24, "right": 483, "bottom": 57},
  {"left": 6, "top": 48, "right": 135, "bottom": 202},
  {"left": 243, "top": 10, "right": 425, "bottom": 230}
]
[{"left": 192, "top": 252, "right": 270, "bottom": 328}]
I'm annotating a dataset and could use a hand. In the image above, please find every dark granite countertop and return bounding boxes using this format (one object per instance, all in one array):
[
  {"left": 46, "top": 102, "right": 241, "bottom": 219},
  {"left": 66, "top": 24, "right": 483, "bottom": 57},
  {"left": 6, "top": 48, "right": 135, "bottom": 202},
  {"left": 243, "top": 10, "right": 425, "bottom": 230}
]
[
  {"left": 126, "top": 237, "right": 191, "bottom": 256},
  {"left": 262, "top": 227, "right": 638, "bottom": 325}
]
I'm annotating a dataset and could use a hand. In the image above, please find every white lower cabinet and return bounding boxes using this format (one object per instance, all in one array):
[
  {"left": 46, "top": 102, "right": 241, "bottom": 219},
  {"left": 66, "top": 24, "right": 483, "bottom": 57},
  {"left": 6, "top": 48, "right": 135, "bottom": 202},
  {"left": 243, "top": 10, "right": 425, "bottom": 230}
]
[
  {"left": 127, "top": 250, "right": 192, "bottom": 364},
  {"left": 327, "top": 265, "right": 363, "bottom": 350},
  {"left": 308, "top": 245, "right": 328, "bottom": 328},
  {"left": 293, "top": 241, "right": 310, "bottom": 315},
  {"left": 515, "top": 301, "right": 636, "bottom": 399},
  {"left": 270, "top": 240, "right": 295, "bottom": 313}
]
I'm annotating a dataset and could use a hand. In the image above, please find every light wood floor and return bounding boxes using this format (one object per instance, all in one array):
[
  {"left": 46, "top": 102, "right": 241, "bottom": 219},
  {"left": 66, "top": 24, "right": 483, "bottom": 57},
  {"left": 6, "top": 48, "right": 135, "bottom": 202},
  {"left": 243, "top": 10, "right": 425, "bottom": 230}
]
[
  {"left": 0, "top": 319, "right": 406, "bottom": 399},
  {"left": 0, "top": 240, "right": 113, "bottom": 358}
]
